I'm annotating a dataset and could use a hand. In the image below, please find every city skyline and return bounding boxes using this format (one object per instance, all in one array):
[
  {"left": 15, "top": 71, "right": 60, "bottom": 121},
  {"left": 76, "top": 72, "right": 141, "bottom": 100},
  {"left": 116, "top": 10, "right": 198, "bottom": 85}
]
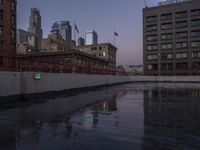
[{"left": 17, "top": 0, "right": 162, "bottom": 65}]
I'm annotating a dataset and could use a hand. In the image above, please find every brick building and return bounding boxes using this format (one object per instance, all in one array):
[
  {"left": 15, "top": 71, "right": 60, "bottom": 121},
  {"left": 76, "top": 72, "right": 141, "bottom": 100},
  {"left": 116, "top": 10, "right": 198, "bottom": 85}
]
[{"left": 0, "top": 0, "right": 16, "bottom": 69}]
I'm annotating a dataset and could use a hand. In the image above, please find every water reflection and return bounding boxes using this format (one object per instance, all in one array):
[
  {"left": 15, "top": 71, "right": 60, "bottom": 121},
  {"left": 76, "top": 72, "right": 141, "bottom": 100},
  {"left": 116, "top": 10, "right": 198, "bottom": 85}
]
[{"left": 0, "top": 83, "right": 200, "bottom": 150}]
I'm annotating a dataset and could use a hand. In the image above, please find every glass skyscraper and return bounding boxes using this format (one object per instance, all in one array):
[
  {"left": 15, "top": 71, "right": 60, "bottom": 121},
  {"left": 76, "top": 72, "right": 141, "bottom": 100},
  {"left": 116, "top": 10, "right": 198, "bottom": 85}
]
[
  {"left": 51, "top": 21, "right": 72, "bottom": 45},
  {"left": 85, "top": 30, "right": 98, "bottom": 45}
]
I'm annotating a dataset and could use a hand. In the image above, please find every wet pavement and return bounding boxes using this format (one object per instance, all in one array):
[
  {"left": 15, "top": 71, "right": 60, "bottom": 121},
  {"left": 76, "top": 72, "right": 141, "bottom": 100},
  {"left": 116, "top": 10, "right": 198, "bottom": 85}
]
[{"left": 0, "top": 83, "right": 200, "bottom": 150}]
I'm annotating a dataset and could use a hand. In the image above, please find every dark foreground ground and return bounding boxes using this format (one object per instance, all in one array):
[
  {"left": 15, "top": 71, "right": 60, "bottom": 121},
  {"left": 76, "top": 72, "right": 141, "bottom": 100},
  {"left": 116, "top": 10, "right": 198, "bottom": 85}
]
[{"left": 0, "top": 83, "right": 200, "bottom": 150}]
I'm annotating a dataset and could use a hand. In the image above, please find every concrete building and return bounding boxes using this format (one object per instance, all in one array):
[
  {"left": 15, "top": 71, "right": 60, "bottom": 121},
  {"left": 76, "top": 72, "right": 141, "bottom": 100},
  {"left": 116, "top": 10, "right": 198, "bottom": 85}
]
[
  {"left": 85, "top": 30, "right": 98, "bottom": 45},
  {"left": 76, "top": 43, "right": 117, "bottom": 69},
  {"left": 41, "top": 32, "right": 69, "bottom": 53},
  {"left": 124, "top": 65, "right": 143, "bottom": 76},
  {"left": 0, "top": 0, "right": 16, "bottom": 69},
  {"left": 28, "top": 8, "right": 43, "bottom": 49},
  {"left": 51, "top": 21, "right": 72, "bottom": 46},
  {"left": 78, "top": 37, "right": 85, "bottom": 46},
  {"left": 143, "top": 0, "right": 200, "bottom": 76},
  {"left": 16, "top": 29, "right": 34, "bottom": 44}
]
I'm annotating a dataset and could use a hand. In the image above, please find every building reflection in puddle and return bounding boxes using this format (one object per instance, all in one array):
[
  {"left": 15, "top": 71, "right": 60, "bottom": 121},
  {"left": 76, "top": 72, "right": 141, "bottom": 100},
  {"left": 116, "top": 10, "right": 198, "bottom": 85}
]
[{"left": 142, "top": 88, "right": 200, "bottom": 150}]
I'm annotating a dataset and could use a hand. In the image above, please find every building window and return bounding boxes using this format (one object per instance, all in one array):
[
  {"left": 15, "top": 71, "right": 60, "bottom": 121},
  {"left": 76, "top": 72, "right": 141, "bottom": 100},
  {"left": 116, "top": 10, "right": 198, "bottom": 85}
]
[
  {"left": 161, "top": 13, "right": 172, "bottom": 21},
  {"left": 0, "top": 40, "right": 3, "bottom": 48},
  {"left": 176, "top": 21, "right": 187, "bottom": 28},
  {"left": 147, "top": 44, "right": 158, "bottom": 51},
  {"left": 0, "top": 0, "right": 3, "bottom": 5},
  {"left": 191, "top": 30, "right": 200, "bottom": 38},
  {"left": 147, "top": 54, "right": 158, "bottom": 61},
  {"left": 146, "top": 16, "right": 157, "bottom": 23},
  {"left": 11, "top": 29, "right": 15, "bottom": 39},
  {"left": 192, "top": 62, "right": 200, "bottom": 70},
  {"left": 11, "top": 2, "right": 15, "bottom": 11},
  {"left": 11, "top": 15, "right": 16, "bottom": 24},
  {"left": 175, "top": 32, "right": 188, "bottom": 39},
  {"left": 147, "top": 35, "right": 157, "bottom": 42},
  {"left": 191, "top": 41, "right": 200, "bottom": 48},
  {"left": 161, "top": 43, "right": 173, "bottom": 50},
  {"left": 162, "top": 63, "right": 173, "bottom": 71},
  {"left": 191, "top": 51, "right": 200, "bottom": 58},
  {"left": 161, "top": 23, "right": 173, "bottom": 30},
  {"left": 175, "top": 11, "right": 187, "bottom": 19},
  {"left": 147, "top": 64, "right": 157, "bottom": 71},
  {"left": 146, "top": 24, "right": 157, "bottom": 32},
  {"left": 176, "top": 42, "right": 188, "bottom": 49},
  {"left": 191, "top": 19, "right": 200, "bottom": 27},
  {"left": 0, "top": 10, "right": 3, "bottom": 20},
  {"left": 176, "top": 53, "right": 188, "bottom": 59},
  {"left": 176, "top": 63, "right": 188, "bottom": 70},
  {"left": 161, "top": 53, "right": 173, "bottom": 60},
  {"left": 0, "top": 25, "right": 4, "bottom": 36},
  {"left": 99, "top": 46, "right": 102, "bottom": 50},
  {"left": 191, "top": 9, "right": 200, "bottom": 16},
  {"left": 161, "top": 33, "right": 173, "bottom": 40}
]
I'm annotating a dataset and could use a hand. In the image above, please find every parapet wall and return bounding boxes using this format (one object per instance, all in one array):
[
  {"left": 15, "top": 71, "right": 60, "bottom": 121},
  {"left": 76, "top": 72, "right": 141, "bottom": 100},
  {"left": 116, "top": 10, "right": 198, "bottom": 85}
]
[{"left": 1, "top": 71, "right": 200, "bottom": 98}]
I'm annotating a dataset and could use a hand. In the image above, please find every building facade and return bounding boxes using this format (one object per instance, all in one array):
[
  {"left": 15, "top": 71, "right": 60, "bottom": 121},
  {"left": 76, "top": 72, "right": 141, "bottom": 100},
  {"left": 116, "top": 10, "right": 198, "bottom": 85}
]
[
  {"left": 28, "top": 8, "right": 43, "bottom": 49},
  {"left": 85, "top": 30, "right": 98, "bottom": 45},
  {"left": 51, "top": 21, "right": 72, "bottom": 46},
  {"left": 143, "top": 0, "right": 200, "bottom": 76},
  {"left": 78, "top": 37, "right": 85, "bottom": 46},
  {"left": 41, "top": 32, "right": 69, "bottom": 53},
  {"left": 0, "top": 0, "right": 16, "bottom": 68},
  {"left": 76, "top": 43, "right": 117, "bottom": 69},
  {"left": 16, "top": 29, "right": 34, "bottom": 44}
]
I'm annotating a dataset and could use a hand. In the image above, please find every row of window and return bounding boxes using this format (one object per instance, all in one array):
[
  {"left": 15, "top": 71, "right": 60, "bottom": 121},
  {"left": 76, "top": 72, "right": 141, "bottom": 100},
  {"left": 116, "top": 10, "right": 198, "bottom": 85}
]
[
  {"left": 147, "top": 19, "right": 200, "bottom": 32},
  {"left": 146, "top": 9, "right": 200, "bottom": 23},
  {"left": 0, "top": 25, "right": 15, "bottom": 38},
  {"left": 0, "top": 10, "right": 16, "bottom": 24},
  {"left": 147, "top": 62, "right": 200, "bottom": 71},
  {"left": 147, "top": 52, "right": 200, "bottom": 61},
  {"left": 147, "top": 41, "right": 200, "bottom": 50},
  {"left": 147, "top": 31, "right": 200, "bottom": 42},
  {"left": 0, "top": 0, "right": 16, "bottom": 11}
]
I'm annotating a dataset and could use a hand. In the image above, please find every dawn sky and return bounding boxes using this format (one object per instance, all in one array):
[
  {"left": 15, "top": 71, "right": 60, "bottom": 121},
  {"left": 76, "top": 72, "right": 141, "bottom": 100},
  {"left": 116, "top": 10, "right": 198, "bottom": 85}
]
[{"left": 17, "top": 0, "right": 161, "bottom": 65}]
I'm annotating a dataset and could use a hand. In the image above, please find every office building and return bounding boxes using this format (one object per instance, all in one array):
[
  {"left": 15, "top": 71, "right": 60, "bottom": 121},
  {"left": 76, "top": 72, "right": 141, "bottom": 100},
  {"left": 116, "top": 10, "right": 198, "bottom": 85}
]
[
  {"left": 16, "top": 29, "right": 34, "bottom": 44},
  {"left": 76, "top": 43, "right": 117, "bottom": 69},
  {"left": 51, "top": 21, "right": 72, "bottom": 45},
  {"left": 143, "top": 0, "right": 200, "bottom": 76},
  {"left": 85, "top": 30, "right": 98, "bottom": 45},
  {"left": 78, "top": 37, "right": 85, "bottom": 46},
  {"left": 28, "top": 8, "right": 43, "bottom": 49},
  {"left": 0, "top": 0, "right": 16, "bottom": 68}
]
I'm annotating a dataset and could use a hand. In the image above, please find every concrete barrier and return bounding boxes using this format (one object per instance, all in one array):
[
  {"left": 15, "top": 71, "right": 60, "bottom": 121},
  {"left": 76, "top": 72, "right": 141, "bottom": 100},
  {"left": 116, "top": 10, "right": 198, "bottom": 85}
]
[{"left": 1, "top": 71, "right": 200, "bottom": 98}]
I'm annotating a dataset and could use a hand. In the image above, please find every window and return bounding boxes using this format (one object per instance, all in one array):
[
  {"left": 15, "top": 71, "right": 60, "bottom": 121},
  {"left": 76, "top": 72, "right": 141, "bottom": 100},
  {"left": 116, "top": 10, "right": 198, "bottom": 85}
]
[
  {"left": 11, "top": 15, "right": 15, "bottom": 24},
  {"left": 162, "top": 63, "right": 173, "bottom": 71},
  {"left": 0, "top": 10, "right": 3, "bottom": 20},
  {"left": 191, "top": 9, "right": 200, "bottom": 16},
  {"left": 11, "top": 2, "right": 15, "bottom": 11},
  {"left": 192, "top": 62, "right": 200, "bottom": 70},
  {"left": 175, "top": 11, "right": 187, "bottom": 19},
  {"left": 0, "top": 25, "right": 3, "bottom": 36},
  {"left": 161, "top": 23, "right": 172, "bottom": 30},
  {"left": 191, "top": 51, "right": 200, "bottom": 58},
  {"left": 161, "top": 43, "right": 173, "bottom": 50},
  {"left": 191, "top": 41, "right": 200, "bottom": 48},
  {"left": 11, "top": 29, "right": 15, "bottom": 39},
  {"left": 146, "top": 25, "right": 157, "bottom": 32},
  {"left": 161, "top": 33, "right": 173, "bottom": 40},
  {"left": 147, "top": 44, "right": 158, "bottom": 51},
  {"left": 147, "top": 64, "right": 157, "bottom": 71},
  {"left": 0, "top": 40, "right": 3, "bottom": 48},
  {"left": 99, "top": 47, "right": 102, "bottom": 50},
  {"left": 161, "top": 13, "right": 172, "bottom": 21},
  {"left": 0, "top": 0, "right": 3, "bottom": 5},
  {"left": 176, "top": 63, "right": 188, "bottom": 70},
  {"left": 191, "top": 30, "right": 200, "bottom": 38},
  {"left": 175, "top": 32, "right": 187, "bottom": 39},
  {"left": 176, "top": 42, "right": 188, "bottom": 49},
  {"left": 191, "top": 19, "right": 200, "bottom": 27},
  {"left": 147, "top": 54, "right": 158, "bottom": 61},
  {"left": 161, "top": 53, "right": 173, "bottom": 60},
  {"left": 147, "top": 35, "right": 157, "bottom": 42},
  {"left": 146, "top": 16, "right": 157, "bottom": 23},
  {"left": 176, "top": 21, "right": 187, "bottom": 28},
  {"left": 176, "top": 53, "right": 188, "bottom": 59}
]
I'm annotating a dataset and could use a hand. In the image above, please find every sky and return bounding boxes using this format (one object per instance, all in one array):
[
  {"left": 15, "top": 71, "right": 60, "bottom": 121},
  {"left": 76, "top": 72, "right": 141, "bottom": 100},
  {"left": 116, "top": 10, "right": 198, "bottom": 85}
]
[{"left": 17, "top": 0, "right": 161, "bottom": 65}]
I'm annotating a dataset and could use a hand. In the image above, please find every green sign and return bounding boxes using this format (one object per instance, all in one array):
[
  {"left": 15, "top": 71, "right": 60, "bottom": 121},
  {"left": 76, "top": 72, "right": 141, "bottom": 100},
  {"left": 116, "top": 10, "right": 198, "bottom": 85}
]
[{"left": 34, "top": 73, "right": 41, "bottom": 80}]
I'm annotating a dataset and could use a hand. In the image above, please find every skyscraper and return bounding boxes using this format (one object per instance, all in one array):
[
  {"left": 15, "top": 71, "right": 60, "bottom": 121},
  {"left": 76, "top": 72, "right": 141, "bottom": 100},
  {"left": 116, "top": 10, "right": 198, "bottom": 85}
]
[
  {"left": 28, "top": 8, "right": 43, "bottom": 49},
  {"left": 78, "top": 37, "right": 85, "bottom": 46},
  {"left": 85, "top": 30, "right": 98, "bottom": 45},
  {"left": 0, "top": 0, "right": 16, "bottom": 68},
  {"left": 51, "top": 21, "right": 72, "bottom": 45}
]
